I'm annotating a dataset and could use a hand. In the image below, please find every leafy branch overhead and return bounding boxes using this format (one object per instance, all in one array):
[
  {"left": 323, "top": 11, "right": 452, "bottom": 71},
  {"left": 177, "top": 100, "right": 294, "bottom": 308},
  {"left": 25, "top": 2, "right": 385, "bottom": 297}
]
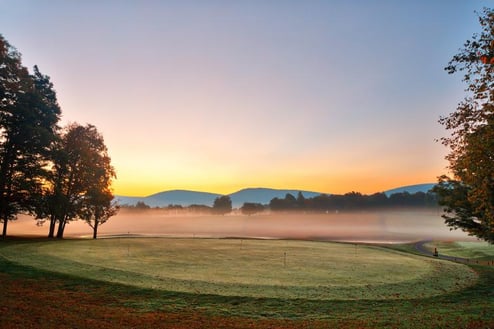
[{"left": 435, "top": 7, "right": 494, "bottom": 243}]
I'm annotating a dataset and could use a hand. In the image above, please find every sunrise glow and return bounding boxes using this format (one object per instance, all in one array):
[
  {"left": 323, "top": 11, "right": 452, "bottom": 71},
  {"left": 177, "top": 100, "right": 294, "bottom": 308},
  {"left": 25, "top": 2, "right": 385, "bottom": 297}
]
[{"left": 0, "top": 1, "right": 484, "bottom": 197}]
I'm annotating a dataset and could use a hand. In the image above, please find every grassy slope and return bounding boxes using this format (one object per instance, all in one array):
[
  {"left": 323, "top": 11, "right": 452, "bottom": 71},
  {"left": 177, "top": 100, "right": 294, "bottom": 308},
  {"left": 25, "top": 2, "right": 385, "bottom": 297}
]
[
  {"left": 0, "top": 238, "right": 493, "bottom": 329},
  {"left": 424, "top": 241, "right": 494, "bottom": 261},
  {"left": 0, "top": 238, "right": 477, "bottom": 300}
]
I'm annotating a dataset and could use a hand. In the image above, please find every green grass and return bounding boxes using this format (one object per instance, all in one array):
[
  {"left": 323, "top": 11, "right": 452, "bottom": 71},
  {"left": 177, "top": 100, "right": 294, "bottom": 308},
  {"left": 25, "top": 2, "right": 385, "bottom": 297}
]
[
  {"left": 424, "top": 241, "right": 494, "bottom": 261},
  {"left": 0, "top": 238, "right": 477, "bottom": 300},
  {"left": 0, "top": 237, "right": 493, "bottom": 327}
]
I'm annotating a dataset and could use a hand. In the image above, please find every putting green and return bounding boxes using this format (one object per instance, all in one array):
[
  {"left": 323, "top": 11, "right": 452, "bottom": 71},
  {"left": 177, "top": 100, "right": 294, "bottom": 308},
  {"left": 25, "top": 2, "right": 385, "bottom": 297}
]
[{"left": 0, "top": 238, "right": 477, "bottom": 300}]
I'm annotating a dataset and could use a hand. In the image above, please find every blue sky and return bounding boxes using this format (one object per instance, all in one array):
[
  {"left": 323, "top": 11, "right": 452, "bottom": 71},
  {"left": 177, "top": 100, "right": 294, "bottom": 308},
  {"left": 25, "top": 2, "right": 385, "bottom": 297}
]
[{"left": 0, "top": 0, "right": 489, "bottom": 195}]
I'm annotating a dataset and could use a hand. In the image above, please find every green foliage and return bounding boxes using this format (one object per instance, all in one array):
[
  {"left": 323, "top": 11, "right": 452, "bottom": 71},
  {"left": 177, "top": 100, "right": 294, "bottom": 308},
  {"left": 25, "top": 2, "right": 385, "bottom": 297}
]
[
  {"left": 433, "top": 177, "right": 486, "bottom": 239},
  {"left": 438, "top": 8, "right": 494, "bottom": 243}
]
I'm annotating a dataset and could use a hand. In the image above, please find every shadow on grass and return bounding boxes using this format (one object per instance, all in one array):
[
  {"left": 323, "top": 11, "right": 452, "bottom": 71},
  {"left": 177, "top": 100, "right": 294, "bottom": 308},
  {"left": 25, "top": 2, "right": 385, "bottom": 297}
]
[{"left": 0, "top": 239, "right": 493, "bottom": 328}]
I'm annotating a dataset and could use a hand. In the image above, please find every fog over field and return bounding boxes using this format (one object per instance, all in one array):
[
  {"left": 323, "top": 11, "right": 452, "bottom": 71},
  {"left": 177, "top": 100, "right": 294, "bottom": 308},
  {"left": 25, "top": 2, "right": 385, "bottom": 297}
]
[{"left": 10, "top": 209, "right": 476, "bottom": 243}]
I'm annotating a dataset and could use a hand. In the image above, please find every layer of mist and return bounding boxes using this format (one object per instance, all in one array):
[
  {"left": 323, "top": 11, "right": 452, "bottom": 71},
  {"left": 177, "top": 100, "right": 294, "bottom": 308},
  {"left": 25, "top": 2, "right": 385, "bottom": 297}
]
[{"left": 9, "top": 209, "right": 476, "bottom": 243}]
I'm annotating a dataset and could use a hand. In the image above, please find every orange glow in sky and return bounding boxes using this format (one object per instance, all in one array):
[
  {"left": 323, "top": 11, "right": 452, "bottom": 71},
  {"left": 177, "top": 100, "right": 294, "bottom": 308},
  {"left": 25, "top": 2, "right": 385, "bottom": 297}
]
[{"left": 0, "top": 1, "right": 483, "bottom": 196}]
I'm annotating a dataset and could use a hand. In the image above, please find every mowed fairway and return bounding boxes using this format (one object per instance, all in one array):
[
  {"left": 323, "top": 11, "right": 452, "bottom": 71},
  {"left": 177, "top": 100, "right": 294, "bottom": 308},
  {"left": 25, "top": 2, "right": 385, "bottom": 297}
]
[
  {"left": 0, "top": 238, "right": 477, "bottom": 300},
  {"left": 425, "top": 241, "right": 494, "bottom": 261}
]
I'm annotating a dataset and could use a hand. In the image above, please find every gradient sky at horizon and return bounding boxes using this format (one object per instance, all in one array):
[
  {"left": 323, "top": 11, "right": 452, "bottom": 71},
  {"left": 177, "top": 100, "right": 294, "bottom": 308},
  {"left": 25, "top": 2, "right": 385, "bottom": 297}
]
[{"left": 0, "top": 1, "right": 488, "bottom": 196}]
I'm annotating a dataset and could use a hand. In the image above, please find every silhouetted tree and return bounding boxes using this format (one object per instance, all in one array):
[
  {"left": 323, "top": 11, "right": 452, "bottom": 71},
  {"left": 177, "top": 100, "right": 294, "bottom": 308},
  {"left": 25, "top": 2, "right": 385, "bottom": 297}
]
[
  {"left": 79, "top": 158, "right": 118, "bottom": 239},
  {"left": 240, "top": 202, "right": 264, "bottom": 215},
  {"left": 268, "top": 193, "right": 299, "bottom": 211},
  {"left": 367, "top": 192, "right": 388, "bottom": 208},
  {"left": 269, "top": 191, "right": 437, "bottom": 212},
  {"left": 187, "top": 204, "right": 212, "bottom": 213},
  {"left": 284, "top": 193, "right": 297, "bottom": 208},
  {"left": 436, "top": 8, "right": 494, "bottom": 243},
  {"left": 40, "top": 124, "right": 115, "bottom": 238},
  {"left": 342, "top": 192, "right": 364, "bottom": 209},
  {"left": 310, "top": 194, "right": 332, "bottom": 211},
  {"left": 296, "top": 192, "right": 306, "bottom": 209},
  {"left": 134, "top": 201, "right": 150, "bottom": 209},
  {"left": 389, "top": 192, "right": 412, "bottom": 206},
  {"left": 0, "top": 35, "right": 61, "bottom": 238},
  {"left": 212, "top": 195, "right": 232, "bottom": 215}
]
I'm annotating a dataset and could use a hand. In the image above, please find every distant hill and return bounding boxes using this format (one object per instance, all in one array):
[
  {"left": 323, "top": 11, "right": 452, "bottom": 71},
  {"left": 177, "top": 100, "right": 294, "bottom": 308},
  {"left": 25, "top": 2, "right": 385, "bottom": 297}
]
[
  {"left": 116, "top": 188, "right": 322, "bottom": 208},
  {"left": 116, "top": 183, "right": 436, "bottom": 208},
  {"left": 384, "top": 183, "right": 436, "bottom": 197},
  {"left": 116, "top": 190, "right": 222, "bottom": 208}
]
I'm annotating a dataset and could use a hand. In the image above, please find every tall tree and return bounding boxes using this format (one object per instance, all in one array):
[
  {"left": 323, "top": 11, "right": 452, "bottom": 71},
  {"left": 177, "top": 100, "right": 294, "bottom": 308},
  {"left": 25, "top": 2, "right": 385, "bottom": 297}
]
[
  {"left": 0, "top": 35, "right": 61, "bottom": 238},
  {"left": 40, "top": 123, "right": 116, "bottom": 238},
  {"left": 435, "top": 8, "right": 494, "bottom": 243}
]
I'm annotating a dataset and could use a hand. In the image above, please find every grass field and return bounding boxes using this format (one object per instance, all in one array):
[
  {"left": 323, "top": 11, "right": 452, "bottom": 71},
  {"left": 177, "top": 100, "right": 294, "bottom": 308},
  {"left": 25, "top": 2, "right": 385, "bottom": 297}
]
[
  {"left": 0, "top": 238, "right": 477, "bottom": 300},
  {"left": 0, "top": 237, "right": 493, "bottom": 328},
  {"left": 424, "top": 240, "right": 494, "bottom": 261}
]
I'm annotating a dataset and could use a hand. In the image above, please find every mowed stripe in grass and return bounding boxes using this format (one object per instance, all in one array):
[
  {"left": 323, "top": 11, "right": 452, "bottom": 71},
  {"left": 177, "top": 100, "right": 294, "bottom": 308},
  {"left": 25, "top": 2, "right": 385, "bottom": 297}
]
[{"left": 0, "top": 238, "right": 477, "bottom": 300}]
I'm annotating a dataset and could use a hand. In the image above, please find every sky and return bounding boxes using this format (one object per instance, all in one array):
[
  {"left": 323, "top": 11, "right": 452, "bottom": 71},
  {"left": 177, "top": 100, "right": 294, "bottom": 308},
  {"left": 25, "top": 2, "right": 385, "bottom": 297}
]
[{"left": 0, "top": 0, "right": 489, "bottom": 196}]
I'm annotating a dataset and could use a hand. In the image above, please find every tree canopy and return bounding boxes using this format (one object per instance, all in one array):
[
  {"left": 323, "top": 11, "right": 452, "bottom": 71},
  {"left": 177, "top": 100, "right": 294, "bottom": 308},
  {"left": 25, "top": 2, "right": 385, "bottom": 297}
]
[
  {"left": 240, "top": 202, "right": 265, "bottom": 215},
  {"left": 0, "top": 35, "right": 61, "bottom": 238},
  {"left": 212, "top": 195, "right": 232, "bottom": 215},
  {"left": 39, "top": 123, "right": 117, "bottom": 239},
  {"left": 435, "top": 8, "right": 494, "bottom": 243},
  {"left": 0, "top": 34, "right": 116, "bottom": 239},
  {"left": 269, "top": 191, "right": 437, "bottom": 212}
]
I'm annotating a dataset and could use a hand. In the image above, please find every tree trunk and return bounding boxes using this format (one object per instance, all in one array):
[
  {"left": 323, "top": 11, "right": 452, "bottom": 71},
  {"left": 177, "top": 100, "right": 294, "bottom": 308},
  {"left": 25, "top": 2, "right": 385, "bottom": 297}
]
[
  {"left": 1, "top": 216, "right": 7, "bottom": 239},
  {"left": 92, "top": 220, "right": 99, "bottom": 239},
  {"left": 56, "top": 218, "right": 66, "bottom": 239},
  {"left": 48, "top": 214, "right": 56, "bottom": 238}
]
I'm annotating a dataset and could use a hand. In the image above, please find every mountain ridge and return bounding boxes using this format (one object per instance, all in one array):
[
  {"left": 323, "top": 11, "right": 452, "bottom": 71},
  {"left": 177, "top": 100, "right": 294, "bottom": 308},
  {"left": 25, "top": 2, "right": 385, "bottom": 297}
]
[
  {"left": 115, "top": 183, "right": 435, "bottom": 208},
  {"left": 383, "top": 183, "right": 435, "bottom": 196}
]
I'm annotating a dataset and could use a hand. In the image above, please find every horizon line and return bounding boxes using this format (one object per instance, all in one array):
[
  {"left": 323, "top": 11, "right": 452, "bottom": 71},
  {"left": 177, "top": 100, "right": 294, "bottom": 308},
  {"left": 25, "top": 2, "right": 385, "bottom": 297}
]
[{"left": 115, "top": 182, "right": 436, "bottom": 198}]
